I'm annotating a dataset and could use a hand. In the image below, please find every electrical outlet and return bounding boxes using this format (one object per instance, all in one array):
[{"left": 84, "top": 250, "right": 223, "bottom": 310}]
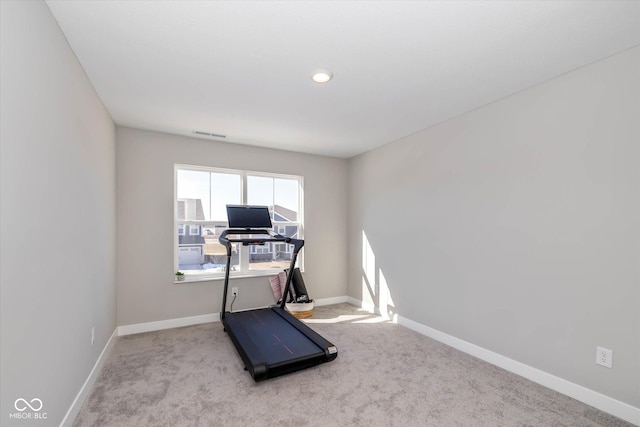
[
  {"left": 232, "top": 287, "right": 238, "bottom": 297},
  {"left": 596, "top": 346, "right": 612, "bottom": 368},
  {"left": 91, "top": 327, "right": 95, "bottom": 346}
]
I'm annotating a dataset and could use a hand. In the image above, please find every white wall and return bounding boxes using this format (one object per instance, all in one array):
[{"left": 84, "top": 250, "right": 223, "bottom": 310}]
[
  {"left": 116, "top": 127, "right": 348, "bottom": 326},
  {"left": 0, "top": 1, "right": 117, "bottom": 425},
  {"left": 348, "top": 47, "right": 640, "bottom": 408}
]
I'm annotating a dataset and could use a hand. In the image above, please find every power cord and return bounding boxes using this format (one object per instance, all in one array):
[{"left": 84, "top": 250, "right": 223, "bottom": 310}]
[{"left": 230, "top": 294, "right": 237, "bottom": 312}]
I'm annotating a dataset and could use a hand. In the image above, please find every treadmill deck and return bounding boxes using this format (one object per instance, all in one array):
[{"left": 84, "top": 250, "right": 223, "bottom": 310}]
[{"left": 223, "top": 307, "right": 337, "bottom": 381}]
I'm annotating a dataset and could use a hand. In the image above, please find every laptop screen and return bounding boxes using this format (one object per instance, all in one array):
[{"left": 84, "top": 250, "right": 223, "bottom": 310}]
[{"left": 226, "top": 205, "right": 272, "bottom": 229}]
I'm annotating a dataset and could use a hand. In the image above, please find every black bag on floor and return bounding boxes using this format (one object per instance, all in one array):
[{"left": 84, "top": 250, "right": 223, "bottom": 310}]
[
  {"left": 290, "top": 268, "right": 309, "bottom": 303},
  {"left": 279, "top": 268, "right": 309, "bottom": 303}
]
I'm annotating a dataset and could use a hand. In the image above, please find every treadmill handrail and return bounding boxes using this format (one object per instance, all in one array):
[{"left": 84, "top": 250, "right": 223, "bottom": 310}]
[
  {"left": 219, "top": 228, "right": 304, "bottom": 319},
  {"left": 219, "top": 228, "right": 288, "bottom": 245}
]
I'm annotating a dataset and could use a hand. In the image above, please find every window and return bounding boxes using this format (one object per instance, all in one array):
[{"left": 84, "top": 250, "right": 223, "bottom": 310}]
[
  {"left": 251, "top": 245, "right": 270, "bottom": 254},
  {"left": 175, "top": 165, "right": 303, "bottom": 280}
]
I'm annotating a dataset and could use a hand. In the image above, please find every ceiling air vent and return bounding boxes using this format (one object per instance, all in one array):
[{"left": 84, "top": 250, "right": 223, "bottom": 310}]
[{"left": 193, "top": 130, "right": 226, "bottom": 138}]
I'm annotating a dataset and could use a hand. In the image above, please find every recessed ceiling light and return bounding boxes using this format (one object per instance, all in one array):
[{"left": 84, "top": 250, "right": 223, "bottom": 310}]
[{"left": 311, "top": 69, "right": 333, "bottom": 83}]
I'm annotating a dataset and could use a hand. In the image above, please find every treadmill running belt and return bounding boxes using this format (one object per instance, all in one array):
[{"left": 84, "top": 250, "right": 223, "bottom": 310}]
[{"left": 231, "top": 309, "right": 323, "bottom": 364}]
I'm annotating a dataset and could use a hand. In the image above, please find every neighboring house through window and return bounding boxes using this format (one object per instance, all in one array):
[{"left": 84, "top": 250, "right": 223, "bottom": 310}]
[{"left": 175, "top": 165, "right": 303, "bottom": 279}]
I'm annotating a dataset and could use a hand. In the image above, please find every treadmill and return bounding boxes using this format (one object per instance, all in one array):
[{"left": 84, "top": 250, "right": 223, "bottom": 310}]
[{"left": 219, "top": 205, "right": 337, "bottom": 381}]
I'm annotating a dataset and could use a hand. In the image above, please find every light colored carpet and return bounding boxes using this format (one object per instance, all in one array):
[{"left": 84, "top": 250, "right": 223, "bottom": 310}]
[{"left": 73, "top": 304, "right": 633, "bottom": 426}]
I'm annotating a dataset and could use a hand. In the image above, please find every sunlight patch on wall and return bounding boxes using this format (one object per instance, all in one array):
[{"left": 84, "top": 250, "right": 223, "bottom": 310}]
[
  {"left": 361, "top": 229, "right": 397, "bottom": 321},
  {"left": 379, "top": 269, "right": 397, "bottom": 322},
  {"left": 362, "top": 230, "right": 376, "bottom": 308}
]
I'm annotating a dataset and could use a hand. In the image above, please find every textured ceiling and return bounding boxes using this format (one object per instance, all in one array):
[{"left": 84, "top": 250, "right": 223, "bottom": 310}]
[{"left": 46, "top": 1, "right": 640, "bottom": 158}]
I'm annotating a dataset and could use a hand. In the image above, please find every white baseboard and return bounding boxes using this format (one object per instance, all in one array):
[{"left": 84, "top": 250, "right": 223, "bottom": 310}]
[
  {"left": 118, "top": 313, "right": 219, "bottom": 336},
  {"left": 117, "top": 298, "right": 350, "bottom": 336},
  {"left": 347, "top": 297, "right": 638, "bottom": 425},
  {"left": 314, "top": 296, "right": 349, "bottom": 306},
  {"left": 59, "top": 328, "right": 118, "bottom": 427}
]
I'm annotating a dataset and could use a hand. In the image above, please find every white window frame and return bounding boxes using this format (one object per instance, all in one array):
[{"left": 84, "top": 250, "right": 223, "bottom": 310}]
[
  {"left": 189, "top": 225, "right": 200, "bottom": 236},
  {"left": 174, "top": 164, "right": 304, "bottom": 281}
]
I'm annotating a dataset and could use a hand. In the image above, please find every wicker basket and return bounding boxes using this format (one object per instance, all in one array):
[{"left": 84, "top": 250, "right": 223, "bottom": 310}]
[{"left": 286, "top": 300, "right": 314, "bottom": 319}]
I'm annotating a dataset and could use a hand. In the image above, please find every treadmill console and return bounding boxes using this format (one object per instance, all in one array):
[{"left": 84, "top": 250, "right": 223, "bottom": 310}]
[{"left": 226, "top": 205, "right": 272, "bottom": 229}]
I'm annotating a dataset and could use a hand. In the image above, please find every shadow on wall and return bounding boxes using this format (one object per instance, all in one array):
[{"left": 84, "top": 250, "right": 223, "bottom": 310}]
[{"left": 361, "top": 230, "right": 397, "bottom": 321}]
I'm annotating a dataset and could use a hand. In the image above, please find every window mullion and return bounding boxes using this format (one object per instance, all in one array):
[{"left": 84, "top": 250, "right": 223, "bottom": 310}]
[{"left": 239, "top": 172, "right": 249, "bottom": 273}]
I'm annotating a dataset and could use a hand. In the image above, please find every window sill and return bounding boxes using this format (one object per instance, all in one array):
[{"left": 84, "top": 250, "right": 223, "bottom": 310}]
[{"left": 174, "top": 270, "right": 280, "bottom": 284}]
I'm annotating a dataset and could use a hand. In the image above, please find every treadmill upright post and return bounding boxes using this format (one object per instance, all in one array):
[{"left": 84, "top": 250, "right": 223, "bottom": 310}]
[
  {"left": 220, "top": 240, "right": 233, "bottom": 321},
  {"left": 279, "top": 238, "right": 304, "bottom": 309}
]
